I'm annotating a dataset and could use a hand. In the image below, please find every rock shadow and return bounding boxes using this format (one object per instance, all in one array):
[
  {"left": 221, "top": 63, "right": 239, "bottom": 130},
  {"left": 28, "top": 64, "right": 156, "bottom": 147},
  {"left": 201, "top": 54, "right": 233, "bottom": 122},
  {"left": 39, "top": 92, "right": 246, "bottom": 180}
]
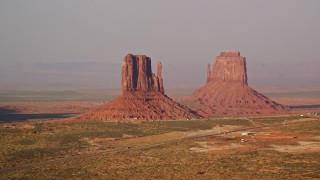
[
  {"left": 0, "top": 112, "right": 78, "bottom": 123},
  {"left": 0, "top": 107, "right": 20, "bottom": 114},
  {"left": 290, "top": 104, "right": 320, "bottom": 109}
]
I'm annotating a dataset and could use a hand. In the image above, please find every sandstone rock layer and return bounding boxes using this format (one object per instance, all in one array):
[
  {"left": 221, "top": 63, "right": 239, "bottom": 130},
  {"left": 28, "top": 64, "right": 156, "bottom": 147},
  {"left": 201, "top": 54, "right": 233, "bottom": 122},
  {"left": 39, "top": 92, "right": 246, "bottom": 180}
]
[
  {"left": 189, "top": 50, "right": 288, "bottom": 116},
  {"left": 69, "top": 54, "right": 200, "bottom": 122},
  {"left": 121, "top": 54, "right": 164, "bottom": 93}
]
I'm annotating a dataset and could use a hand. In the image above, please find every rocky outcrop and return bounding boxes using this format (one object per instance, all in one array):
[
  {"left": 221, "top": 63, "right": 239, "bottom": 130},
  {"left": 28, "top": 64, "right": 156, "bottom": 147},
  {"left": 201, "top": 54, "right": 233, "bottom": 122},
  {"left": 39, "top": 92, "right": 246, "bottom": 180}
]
[
  {"left": 207, "top": 50, "right": 247, "bottom": 84},
  {"left": 157, "top": 61, "right": 164, "bottom": 93},
  {"left": 188, "top": 50, "right": 289, "bottom": 116},
  {"left": 121, "top": 54, "right": 164, "bottom": 93},
  {"left": 67, "top": 54, "right": 201, "bottom": 122}
]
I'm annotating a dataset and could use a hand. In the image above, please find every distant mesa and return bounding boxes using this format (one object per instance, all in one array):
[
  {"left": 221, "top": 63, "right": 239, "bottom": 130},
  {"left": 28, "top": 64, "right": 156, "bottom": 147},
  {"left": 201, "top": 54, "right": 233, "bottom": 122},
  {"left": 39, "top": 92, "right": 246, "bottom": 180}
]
[
  {"left": 188, "top": 50, "right": 289, "bottom": 116},
  {"left": 68, "top": 54, "right": 201, "bottom": 122}
]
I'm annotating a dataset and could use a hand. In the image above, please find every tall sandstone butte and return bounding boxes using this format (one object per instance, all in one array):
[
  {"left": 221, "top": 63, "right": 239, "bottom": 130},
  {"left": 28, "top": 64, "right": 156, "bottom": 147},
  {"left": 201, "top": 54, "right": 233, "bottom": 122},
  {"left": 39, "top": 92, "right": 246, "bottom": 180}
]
[
  {"left": 189, "top": 50, "right": 288, "bottom": 116},
  {"left": 121, "top": 54, "right": 164, "bottom": 93},
  {"left": 68, "top": 54, "right": 200, "bottom": 122}
]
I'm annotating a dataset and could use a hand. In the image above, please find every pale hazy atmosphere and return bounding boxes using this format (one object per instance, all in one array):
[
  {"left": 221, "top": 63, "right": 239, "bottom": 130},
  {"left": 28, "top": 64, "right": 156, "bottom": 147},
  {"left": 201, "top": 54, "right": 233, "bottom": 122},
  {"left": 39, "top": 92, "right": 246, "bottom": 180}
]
[
  {"left": 0, "top": 0, "right": 319, "bottom": 90},
  {"left": 2, "top": 1, "right": 320, "bottom": 179}
]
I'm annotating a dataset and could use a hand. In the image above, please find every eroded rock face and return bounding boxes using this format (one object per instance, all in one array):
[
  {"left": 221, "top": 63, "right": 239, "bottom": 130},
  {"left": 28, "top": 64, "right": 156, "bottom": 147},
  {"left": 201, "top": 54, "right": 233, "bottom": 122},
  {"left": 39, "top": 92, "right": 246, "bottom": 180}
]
[
  {"left": 188, "top": 50, "right": 288, "bottom": 116},
  {"left": 207, "top": 50, "right": 247, "bottom": 84},
  {"left": 122, "top": 54, "right": 164, "bottom": 93},
  {"left": 157, "top": 61, "right": 164, "bottom": 93},
  {"left": 67, "top": 54, "right": 200, "bottom": 122}
]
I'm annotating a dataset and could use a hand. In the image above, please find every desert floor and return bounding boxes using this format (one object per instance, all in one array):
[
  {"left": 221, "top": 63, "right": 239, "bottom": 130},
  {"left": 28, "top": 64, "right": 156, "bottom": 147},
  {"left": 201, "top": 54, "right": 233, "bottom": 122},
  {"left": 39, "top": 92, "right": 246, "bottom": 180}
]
[{"left": 0, "top": 89, "right": 320, "bottom": 179}]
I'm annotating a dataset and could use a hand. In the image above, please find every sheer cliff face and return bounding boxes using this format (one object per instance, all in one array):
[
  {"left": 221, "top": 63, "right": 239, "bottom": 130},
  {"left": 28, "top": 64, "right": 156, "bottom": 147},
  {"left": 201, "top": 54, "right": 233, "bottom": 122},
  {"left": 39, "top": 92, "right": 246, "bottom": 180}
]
[
  {"left": 122, "top": 54, "right": 164, "bottom": 93},
  {"left": 207, "top": 50, "right": 248, "bottom": 85}
]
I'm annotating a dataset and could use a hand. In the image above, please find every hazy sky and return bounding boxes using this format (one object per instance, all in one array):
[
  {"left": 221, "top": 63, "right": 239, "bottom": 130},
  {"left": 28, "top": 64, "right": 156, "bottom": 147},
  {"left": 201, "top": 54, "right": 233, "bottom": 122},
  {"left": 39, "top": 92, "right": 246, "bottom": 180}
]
[{"left": 0, "top": 0, "right": 319, "bottom": 90}]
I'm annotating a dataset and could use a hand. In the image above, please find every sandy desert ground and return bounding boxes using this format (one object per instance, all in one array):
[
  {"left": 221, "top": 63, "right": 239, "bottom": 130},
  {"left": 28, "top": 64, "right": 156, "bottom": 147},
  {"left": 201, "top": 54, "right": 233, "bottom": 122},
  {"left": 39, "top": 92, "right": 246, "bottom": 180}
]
[
  {"left": 1, "top": 115, "right": 320, "bottom": 179},
  {"left": 0, "top": 89, "right": 320, "bottom": 179}
]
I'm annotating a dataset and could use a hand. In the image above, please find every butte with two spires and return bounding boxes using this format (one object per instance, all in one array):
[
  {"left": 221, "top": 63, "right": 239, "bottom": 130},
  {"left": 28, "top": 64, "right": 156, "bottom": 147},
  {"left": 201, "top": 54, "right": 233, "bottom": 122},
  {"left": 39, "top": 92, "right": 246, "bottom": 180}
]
[
  {"left": 68, "top": 54, "right": 201, "bottom": 122},
  {"left": 68, "top": 50, "right": 288, "bottom": 122}
]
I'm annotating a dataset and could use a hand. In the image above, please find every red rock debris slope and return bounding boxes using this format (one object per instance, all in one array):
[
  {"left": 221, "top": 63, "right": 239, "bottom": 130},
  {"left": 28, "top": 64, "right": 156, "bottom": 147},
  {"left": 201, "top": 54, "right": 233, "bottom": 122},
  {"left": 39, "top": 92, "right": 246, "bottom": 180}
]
[
  {"left": 68, "top": 54, "right": 201, "bottom": 122},
  {"left": 188, "top": 50, "right": 289, "bottom": 116}
]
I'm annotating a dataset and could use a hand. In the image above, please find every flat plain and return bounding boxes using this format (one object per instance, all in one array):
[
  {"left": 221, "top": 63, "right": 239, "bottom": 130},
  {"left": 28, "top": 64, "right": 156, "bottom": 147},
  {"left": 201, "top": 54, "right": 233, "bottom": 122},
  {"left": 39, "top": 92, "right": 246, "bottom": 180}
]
[{"left": 1, "top": 89, "right": 320, "bottom": 179}]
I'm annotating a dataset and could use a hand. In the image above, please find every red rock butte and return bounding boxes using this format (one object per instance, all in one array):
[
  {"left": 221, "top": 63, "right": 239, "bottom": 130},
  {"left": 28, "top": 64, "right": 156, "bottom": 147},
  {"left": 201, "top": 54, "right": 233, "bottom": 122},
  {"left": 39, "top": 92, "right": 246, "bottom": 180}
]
[
  {"left": 189, "top": 50, "right": 289, "bottom": 116},
  {"left": 122, "top": 54, "right": 164, "bottom": 93},
  {"left": 68, "top": 54, "right": 201, "bottom": 122}
]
